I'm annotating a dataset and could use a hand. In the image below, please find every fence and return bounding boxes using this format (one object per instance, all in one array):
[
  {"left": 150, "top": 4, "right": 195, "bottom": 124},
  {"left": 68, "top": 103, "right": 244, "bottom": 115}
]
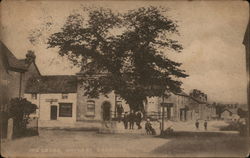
[{"left": 109, "top": 110, "right": 175, "bottom": 121}]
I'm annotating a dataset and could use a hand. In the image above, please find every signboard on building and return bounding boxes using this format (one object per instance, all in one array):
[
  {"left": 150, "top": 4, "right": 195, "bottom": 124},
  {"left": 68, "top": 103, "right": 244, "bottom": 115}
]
[
  {"left": 161, "top": 103, "right": 174, "bottom": 107},
  {"left": 45, "top": 99, "right": 58, "bottom": 103}
]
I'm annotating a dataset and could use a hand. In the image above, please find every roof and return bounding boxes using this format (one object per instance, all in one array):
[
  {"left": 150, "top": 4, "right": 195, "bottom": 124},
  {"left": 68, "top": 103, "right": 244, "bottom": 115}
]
[
  {"left": 222, "top": 109, "right": 238, "bottom": 115},
  {"left": 19, "top": 59, "right": 42, "bottom": 76},
  {"left": 172, "top": 91, "right": 207, "bottom": 104},
  {"left": 25, "top": 75, "right": 77, "bottom": 93},
  {"left": 174, "top": 91, "right": 189, "bottom": 97},
  {"left": 0, "top": 41, "right": 27, "bottom": 72}
]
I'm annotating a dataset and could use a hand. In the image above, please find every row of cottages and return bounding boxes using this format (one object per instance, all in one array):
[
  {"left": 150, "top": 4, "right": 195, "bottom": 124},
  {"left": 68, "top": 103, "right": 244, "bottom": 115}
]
[
  {"left": 25, "top": 75, "right": 217, "bottom": 127},
  {"left": 0, "top": 41, "right": 41, "bottom": 138},
  {"left": 146, "top": 89, "right": 216, "bottom": 122}
]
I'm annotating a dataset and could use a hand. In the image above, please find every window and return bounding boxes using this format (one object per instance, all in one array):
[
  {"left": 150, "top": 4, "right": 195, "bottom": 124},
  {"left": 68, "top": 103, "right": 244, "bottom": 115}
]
[
  {"left": 62, "top": 93, "right": 68, "bottom": 99},
  {"left": 59, "top": 103, "right": 72, "bottom": 117},
  {"left": 86, "top": 100, "right": 95, "bottom": 116},
  {"left": 31, "top": 93, "right": 37, "bottom": 100}
]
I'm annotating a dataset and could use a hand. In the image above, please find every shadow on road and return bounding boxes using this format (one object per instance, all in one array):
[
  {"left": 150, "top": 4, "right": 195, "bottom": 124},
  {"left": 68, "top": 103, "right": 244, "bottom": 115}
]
[
  {"left": 152, "top": 131, "right": 249, "bottom": 157},
  {"left": 157, "top": 131, "right": 239, "bottom": 138}
]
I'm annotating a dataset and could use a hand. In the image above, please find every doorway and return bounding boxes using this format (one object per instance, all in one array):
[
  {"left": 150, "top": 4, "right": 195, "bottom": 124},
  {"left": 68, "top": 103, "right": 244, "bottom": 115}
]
[
  {"left": 102, "top": 101, "right": 111, "bottom": 121},
  {"left": 50, "top": 105, "right": 57, "bottom": 120}
]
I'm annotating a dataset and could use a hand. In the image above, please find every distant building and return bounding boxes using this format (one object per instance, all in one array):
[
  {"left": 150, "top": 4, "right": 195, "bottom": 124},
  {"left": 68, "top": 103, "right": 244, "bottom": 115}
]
[
  {"left": 188, "top": 89, "right": 216, "bottom": 120},
  {"left": 147, "top": 91, "right": 200, "bottom": 122},
  {"left": 221, "top": 109, "right": 239, "bottom": 121}
]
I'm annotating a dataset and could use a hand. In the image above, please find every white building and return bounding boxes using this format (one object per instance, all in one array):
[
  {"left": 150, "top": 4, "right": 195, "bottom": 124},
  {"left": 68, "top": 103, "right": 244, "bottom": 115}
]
[{"left": 24, "top": 75, "right": 77, "bottom": 127}]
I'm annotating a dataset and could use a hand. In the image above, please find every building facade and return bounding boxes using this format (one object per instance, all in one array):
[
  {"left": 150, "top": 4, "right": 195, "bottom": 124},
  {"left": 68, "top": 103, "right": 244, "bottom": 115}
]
[{"left": 24, "top": 76, "right": 78, "bottom": 127}]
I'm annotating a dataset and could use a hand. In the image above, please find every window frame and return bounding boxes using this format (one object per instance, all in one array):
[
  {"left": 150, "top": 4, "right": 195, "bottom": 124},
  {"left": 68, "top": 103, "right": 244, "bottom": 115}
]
[
  {"left": 59, "top": 103, "right": 72, "bottom": 117},
  {"left": 62, "top": 93, "right": 68, "bottom": 99},
  {"left": 86, "top": 100, "right": 95, "bottom": 117},
  {"left": 31, "top": 93, "right": 37, "bottom": 100}
]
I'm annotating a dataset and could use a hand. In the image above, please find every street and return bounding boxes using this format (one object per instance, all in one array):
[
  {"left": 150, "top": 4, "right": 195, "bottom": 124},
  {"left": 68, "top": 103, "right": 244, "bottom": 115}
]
[{"left": 1, "top": 121, "right": 249, "bottom": 157}]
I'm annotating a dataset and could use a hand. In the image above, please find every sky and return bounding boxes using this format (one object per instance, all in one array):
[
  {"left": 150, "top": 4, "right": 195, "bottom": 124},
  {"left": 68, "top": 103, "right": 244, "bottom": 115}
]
[{"left": 0, "top": 0, "right": 249, "bottom": 104}]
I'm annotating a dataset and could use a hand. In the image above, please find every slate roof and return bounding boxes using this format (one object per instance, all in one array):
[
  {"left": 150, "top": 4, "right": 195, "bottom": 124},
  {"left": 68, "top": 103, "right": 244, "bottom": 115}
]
[
  {"left": 19, "top": 59, "right": 42, "bottom": 76},
  {"left": 0, "top": 41, "right": 27, "bottom": 72},
  {"left": 25, "top": 75, "right": 78, "bottom": 93}
]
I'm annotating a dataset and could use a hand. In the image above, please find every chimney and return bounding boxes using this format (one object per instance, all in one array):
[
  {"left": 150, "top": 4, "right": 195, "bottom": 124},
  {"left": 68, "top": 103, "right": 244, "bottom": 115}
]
[{"left": 25, "top": 50, "right": 36, "bottom": 65}]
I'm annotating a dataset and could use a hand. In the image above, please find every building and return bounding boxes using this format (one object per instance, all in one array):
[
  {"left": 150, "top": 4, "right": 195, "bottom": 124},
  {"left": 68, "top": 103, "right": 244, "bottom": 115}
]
[
  {"left": 24, "top": 75, "right": 78, "bottom": 127},
  {"left": 221, "top": 109, "right": 239, "bottom": 121},
  {"left": 76, "top": 72, "right": 130, "bottom": 122},
  {"left": 146, "top": 92, "right": 195, "bottom": 122},
  {"left": 188, "top": 89, "right": 216, "bottom": 120},
  {"left": 0, "top": 42, "right": 41, "bottom": 111},
  {"left": 0, "top": 41, "right": 27, "bottom": 111},
  {"left": 0, "top": 41, "right": 40, "bottom": 138}
]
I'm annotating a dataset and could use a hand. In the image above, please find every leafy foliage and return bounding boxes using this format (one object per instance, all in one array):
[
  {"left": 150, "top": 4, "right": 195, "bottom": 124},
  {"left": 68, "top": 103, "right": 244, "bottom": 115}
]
[
  {"left": 8, "top": 98, "right": 37, "bottom": 132},
  {"left": 48, "top": 6, "right": 188, "bottom": 110}
]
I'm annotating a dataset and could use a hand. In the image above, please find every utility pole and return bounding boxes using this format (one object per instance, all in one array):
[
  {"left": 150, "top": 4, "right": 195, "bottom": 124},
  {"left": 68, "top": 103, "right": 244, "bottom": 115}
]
[
  {"left": 161, "top": 95, "right": 165, "bottom": 134},
  {"left": 114, "top": 93, "right": 117, "bottom": 119}
]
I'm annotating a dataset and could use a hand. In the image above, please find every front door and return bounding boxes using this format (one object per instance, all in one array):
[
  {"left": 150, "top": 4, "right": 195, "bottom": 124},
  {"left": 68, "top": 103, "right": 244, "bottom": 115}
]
[
  {"left": 167, "top": 107, "right": 171, "bottom": 119},
  {"left": 102, "top": 102, "right": 111, "bottom": 121},
  {"left": 50, "top": 105, "right": 57, "bottom": 120}
]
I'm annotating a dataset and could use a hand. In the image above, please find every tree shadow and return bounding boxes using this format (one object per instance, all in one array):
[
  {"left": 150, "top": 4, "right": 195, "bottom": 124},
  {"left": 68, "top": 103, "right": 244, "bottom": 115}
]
[{"left": 152, "top": 131, "right": 249, "bottom": 157}]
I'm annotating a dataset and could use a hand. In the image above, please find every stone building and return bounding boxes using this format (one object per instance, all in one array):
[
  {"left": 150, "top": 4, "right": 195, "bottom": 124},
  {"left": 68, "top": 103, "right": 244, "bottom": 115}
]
[{"left": 75, "top": 72, "right": 130, "bottom": 122}]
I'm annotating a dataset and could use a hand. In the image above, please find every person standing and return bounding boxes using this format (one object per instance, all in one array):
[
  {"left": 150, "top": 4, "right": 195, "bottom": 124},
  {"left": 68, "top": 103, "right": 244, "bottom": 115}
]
[
  {"left": 129, "top": 111, "right": 135, "bottom": 130},
  {"left": 136, "top": 111, "right": 143, "bottom": 129},
  {"left": 195, "top": 120, "right": 199, "bottom": 130},
  {"left": 204, "top": 120, "right": 208, "bottom": 130},
  {"left": 117, "top": 104, "right": 124, "bottom": 122},
  {"left": 123, "top": 112, "right": 129, "bottom": 129}
]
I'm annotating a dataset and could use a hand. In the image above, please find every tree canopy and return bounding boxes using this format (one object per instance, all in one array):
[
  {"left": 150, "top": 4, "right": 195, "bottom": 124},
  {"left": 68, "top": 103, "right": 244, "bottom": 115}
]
[{"left": 48, "top": 6, "right": 188, "bottom": 111}]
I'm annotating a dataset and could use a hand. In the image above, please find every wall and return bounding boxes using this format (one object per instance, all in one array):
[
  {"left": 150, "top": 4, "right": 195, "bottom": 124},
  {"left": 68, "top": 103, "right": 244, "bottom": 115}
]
[
  {"left": 76, "top": 79, "right": 131, "bottom": 121},
  {"left": 24, "top": 93, "right": 77, "bottom": 123},
  {"left": 0, "top": 69, "right": 22, "bottom": 111}
]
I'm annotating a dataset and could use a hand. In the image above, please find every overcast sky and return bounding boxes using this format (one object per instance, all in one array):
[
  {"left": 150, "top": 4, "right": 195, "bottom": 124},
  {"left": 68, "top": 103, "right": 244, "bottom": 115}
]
[{"left": 1, "top": 0, "right": 249, "bottom": 104}]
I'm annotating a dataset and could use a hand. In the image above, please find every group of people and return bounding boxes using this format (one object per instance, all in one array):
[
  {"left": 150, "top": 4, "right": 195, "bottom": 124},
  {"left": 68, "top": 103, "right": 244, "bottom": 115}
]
[
  {"left": 123, "top": 111, "right": 143, "bottom": 130},
  {"left": 116, "top": 104, "right": 143, "bottom": 130},
  {"left": 195, "top": 120, "right": 208, "bottom": 130}
]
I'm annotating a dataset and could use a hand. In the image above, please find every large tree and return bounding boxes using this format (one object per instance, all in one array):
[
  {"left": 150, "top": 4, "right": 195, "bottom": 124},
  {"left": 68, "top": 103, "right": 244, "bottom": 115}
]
[{"left": 48, "top": 6, "right": 188, "bottom": 111}]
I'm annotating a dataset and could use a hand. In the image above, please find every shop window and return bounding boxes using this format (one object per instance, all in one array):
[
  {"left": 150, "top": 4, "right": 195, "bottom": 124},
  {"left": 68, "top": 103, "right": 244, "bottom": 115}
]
[{"left": 59, "top": 103, "right": 72, "bottom": 117}]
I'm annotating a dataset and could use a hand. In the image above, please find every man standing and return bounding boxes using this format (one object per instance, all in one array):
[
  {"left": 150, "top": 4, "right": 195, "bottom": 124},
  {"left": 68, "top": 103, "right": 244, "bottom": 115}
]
[
  {"left": 117, "top": 104, "right": 124, "bottom": 122},
  {"left": 129, "top": 111, "right": 135, "bottom": 130},
  {"left": 204, "top": 120, "right": 208, "bottom": 130},
  {"left": 123, "top": 112, "right": 129, "bottom": 129},
  {"left": 136, "top": 111, "right": 143, "bottom": 129}
]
